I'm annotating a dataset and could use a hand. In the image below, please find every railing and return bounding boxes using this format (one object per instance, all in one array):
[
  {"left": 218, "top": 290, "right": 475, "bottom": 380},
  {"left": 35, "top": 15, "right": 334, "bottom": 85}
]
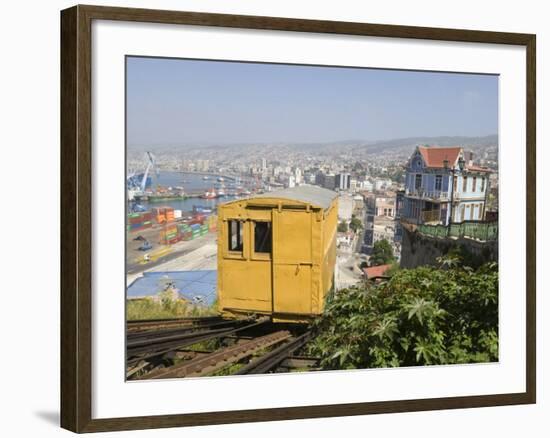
[
  {"left": 421, "top": 209, "right": 441, "bottom": 223},
  {"left": 405, "top": 189, "right": 449, "bottom": 201},
  {"left": 417, "top": 220, "right": 498, "bottom": 241}
]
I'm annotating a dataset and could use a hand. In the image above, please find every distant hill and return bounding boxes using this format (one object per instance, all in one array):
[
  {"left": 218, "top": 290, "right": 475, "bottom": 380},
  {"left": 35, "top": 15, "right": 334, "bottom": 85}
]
[
  {"left": 354, "top": 135, "right": 498, "bottom": 155},
  {"left": 129, "top": 134, "right": 498, "bottom": 156}
]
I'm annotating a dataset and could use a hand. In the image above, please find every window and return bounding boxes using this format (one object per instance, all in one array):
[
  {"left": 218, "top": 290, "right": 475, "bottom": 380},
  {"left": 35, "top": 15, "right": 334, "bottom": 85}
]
[
  {"left": 415, "top": 174, "right": 422, "bottom": 190},
  {"left": 228, "top": 220, "right": 243, "bottom": 252},
  {"left": 453, "top": 175, "right": 458, "bottom": 192},
  {"left": 435, "top": 175, "right": 442, "bottom": 191},
  {"left": 253, "top": 221, "right": 272, "bottom": 254},
  {"left": 462, "top": 176, "right": 468, "bottom": 192},
  {"left": 472, "top": 176, "right": 477, "bottom": 192},
  {"left": 481, "top": 177, "right": 485, "bottom": 192}
]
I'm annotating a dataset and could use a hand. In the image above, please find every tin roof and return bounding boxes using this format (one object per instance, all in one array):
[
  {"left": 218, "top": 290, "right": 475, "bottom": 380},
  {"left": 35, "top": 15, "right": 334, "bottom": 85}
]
[
  {"left": 418, "top": 146, "right": 462, "bottom": 168},
  {"left": 254, "top": 185, "right": 338, "bottom": 210},
  {"left": 127, "top": 270, "right": 217, "bottom": 306},
  {"left": 363, "top": 264, "right": 392, "bottom": 279}
]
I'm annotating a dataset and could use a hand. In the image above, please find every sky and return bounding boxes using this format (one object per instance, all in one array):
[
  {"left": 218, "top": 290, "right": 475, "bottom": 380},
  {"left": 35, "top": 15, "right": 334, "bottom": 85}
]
[{"left": 126, "top": 56, "right": 498, "bottom": 147}]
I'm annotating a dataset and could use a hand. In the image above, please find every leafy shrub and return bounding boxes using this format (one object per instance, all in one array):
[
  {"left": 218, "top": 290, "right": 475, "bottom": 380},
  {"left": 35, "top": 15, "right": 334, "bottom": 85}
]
[
  {"left": 337, "top": 221, "right": 348, "bottom": 232},
  {"left": 308, "top": 258, "right": 498, "bottom": 369},
  {"left": 349, "top": 217, "right": 363, "bottom": 233},
  {"left": 369, "top": 239, "right": 395, "bottom": 266}
]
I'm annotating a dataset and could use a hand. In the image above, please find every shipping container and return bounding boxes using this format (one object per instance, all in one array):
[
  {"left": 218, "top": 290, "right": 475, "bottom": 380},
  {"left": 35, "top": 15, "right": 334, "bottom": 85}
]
[{"left": 217, "top": 186, "right": 338, "bottom": 323}]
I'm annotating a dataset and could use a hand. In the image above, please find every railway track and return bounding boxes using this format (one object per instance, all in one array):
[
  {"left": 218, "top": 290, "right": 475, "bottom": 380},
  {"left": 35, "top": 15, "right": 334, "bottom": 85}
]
[
  {"left": 144, "top": 330, "right": 293, "bottom": 379},
  {"left": 127, "top": 318, "right": 266, "bottom": 369},
  {"left": 127, "top": 316, "right": 318, "bottom": 379},
  {"left": 127, "top": 316, "right": 224, "bottom": 333},
  {"left": 235, "top": 331, "right": 313, "bottom": 375}
]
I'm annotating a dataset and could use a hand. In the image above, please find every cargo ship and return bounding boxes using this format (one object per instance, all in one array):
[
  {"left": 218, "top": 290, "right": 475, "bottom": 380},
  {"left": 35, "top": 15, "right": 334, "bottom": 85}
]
[
  {"left": 146, "top": 194, "right": 187, "bottom": 202},
  {"left": 134, "top": 193, "right": 187, "bottom": 202},
  {"left": 201, "top": 189, "right": 217, "bottom": 199}
]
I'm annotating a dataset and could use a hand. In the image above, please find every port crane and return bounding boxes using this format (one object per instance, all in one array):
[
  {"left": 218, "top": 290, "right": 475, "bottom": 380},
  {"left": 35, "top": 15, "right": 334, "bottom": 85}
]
[
  {"left": 127, "top": 151, "right": 160, "bottom": 204},
  {"left": 140, "top": 151, "right": 159, "bottom": 193}
]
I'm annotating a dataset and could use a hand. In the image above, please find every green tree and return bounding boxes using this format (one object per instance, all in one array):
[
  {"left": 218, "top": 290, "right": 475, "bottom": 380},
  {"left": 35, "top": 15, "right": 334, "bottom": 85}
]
[
  {"left": 308, "top": 258, "right": 498, "bottom": 369},
  {"left": 337, "top": 221, "right": 348, "bottom": 232},
  {"left": 349, "top": 216, "right": 363, "bottom": 233},
  {"left": 370, "top": 239, "right": 395, "bottom": 266}
]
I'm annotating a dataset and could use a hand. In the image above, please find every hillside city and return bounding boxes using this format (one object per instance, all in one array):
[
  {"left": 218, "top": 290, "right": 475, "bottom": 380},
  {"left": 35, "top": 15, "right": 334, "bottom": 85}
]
[{"left": 127, "top": 135, "right": 498, "bottom": 291}]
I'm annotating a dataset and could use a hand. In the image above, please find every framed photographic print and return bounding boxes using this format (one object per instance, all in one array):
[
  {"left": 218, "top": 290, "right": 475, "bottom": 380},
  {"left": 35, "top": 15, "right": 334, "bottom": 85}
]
[{"left": 60, "top": 4, "right": 536, "bottom": 433}]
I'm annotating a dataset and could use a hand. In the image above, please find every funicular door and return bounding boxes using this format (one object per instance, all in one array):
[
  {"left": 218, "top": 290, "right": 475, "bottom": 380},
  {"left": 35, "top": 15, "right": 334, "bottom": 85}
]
[
  {"left": 244, "top": 207, "right": 273, "bottom": 313},
  {"left": 272, "top": 208, "right": 312, "bottom": 315}
]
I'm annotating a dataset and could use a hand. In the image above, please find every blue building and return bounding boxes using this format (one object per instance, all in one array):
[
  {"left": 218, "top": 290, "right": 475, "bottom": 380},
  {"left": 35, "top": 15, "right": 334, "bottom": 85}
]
[{"left": 401, "top": 146, "right": 491, "bottom": 225}]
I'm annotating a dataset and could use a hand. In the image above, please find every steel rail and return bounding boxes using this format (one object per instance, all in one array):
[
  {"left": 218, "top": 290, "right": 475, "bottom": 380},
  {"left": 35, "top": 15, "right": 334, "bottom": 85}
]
[
  {"left": 234, "top": 331, "right": 312, "bottom": 375},
  {"left": 126, "top": 316, "right": 224, "bottom": 333},
  {"left": 126, "top": 318, "right": 269, "bottom": 366},
  {"left": 127, "top": 319, "right": 243, "bottom": 342},
  {"left": 127, "top": 315, "right": 222, "bottom": 324},
  {"left": 144, "top": 330, "right": 292, "bottom": 380}
]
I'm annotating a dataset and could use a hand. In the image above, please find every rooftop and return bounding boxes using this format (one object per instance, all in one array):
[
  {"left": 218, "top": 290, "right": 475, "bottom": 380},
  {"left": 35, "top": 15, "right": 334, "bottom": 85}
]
[
  {"left": 253, "top": 185, "right": 338, "bottom": 210},
  {"left": 417, "top": 146, "right": 491, "bottom": 173},
  {"left": 363, "top": 264, "right": 392, "bottom": 279},
  {"left": 127, "top": 270, "right": 217, "bottom": 306},
  {"left": 418, "top": 146, "right": 462, "bottom": 169}
]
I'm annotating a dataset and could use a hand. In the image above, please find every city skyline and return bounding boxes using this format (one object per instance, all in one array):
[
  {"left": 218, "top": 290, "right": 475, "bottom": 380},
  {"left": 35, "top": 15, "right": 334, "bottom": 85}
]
[{"left": 127, "top": 57, "right": 498, "bottom": 148}]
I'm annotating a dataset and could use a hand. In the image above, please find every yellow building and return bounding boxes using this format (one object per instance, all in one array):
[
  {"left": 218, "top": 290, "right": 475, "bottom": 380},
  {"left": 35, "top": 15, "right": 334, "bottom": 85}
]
[{"left": 217, "top": 186, "right": 338, "bottom": 323}]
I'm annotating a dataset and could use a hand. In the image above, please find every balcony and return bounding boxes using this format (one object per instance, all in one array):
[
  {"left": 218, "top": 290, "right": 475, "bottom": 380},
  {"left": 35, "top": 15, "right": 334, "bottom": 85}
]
[
  {"left": 421, "top": 209, "right": 442, "bottom": 224},
  {"left": 417, "top": 220, "right": 498, "bottom": 242},
  {"left": 401, "top": 210, "right": 442, "bottom": 225},
  {"left": 405, "top": 188, "right": 450, "bottom": 201}
]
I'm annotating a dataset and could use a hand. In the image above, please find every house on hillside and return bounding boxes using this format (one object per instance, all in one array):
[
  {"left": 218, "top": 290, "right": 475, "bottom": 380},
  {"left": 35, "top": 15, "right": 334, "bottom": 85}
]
[
  {"left": 401, "top": 146, "right": 492, "bottom": 225},
  {"left": 363, "top": 264, "right": 392, "bottom": 282}
]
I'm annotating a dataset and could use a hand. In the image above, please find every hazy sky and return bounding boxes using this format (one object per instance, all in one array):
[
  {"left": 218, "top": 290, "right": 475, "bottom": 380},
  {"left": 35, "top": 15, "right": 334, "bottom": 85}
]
[{"left": 126, "top": 56, "right": 498, "bottom": 147}]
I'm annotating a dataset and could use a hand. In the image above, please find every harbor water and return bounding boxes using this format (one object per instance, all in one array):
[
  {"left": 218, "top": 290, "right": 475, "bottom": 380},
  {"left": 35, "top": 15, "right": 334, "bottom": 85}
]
[{"left": 131, "top": 171, "right": 249, "bottom": 213}]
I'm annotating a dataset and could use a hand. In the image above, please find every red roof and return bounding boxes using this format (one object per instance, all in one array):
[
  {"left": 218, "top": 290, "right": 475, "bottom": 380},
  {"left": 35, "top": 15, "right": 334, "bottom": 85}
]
[
  {"left": 466, "top": 164, "right": 491, "bottom": 173},
  {"left": 363, "top": 264, "right": 392, "bottom": 279},
  {"left": 417, "top": 146, "right": 491, "bottom": 173},
  {"left": 418, "top": 146, "right": 461, "bottom": 168}
]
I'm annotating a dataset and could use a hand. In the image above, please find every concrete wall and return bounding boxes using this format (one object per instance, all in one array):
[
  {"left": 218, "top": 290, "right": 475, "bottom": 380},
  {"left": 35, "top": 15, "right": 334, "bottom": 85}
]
[{"left": 400, "top": 227, "right": 498, "bottom": 269}]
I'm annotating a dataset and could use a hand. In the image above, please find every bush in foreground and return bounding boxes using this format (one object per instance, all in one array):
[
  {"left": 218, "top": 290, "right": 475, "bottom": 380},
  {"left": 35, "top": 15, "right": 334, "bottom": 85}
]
[{"left": 308, "top": 258, "right": 498, "bottom": 369}]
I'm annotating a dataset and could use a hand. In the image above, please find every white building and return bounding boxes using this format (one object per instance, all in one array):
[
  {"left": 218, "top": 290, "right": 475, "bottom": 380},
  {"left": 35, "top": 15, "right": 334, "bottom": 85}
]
[
  {"left": 375, "top": 197, "right": 396, "bottom": 218},
  {"left": 374, "top": 178, "right": 392, "bottom": 191},
  {"left": 372, "top": 216, "right": 396, "bottom": 244},
  {"left": 359, "top": 180, "right": 374, "bottom": 191},
  {"left": 294, "top": 167, "right": 302, "bottom": 184},
  {"left": 338, "top": 194, "right": 354, "bottom": 221}
]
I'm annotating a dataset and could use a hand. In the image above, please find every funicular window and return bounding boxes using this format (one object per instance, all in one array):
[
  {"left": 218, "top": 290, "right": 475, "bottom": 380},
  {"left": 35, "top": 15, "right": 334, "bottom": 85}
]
[
  {"left": 254, "top": 221, "right": 272, "bottom": 254},
  {"left": 228, "top": 220, "right": 243, "bottom": 252}
]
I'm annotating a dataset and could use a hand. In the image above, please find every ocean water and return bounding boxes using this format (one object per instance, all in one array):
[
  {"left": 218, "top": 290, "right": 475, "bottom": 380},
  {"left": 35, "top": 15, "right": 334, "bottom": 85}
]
[{"left": 133, "top": 171, "right": 246, "bottom": 213}]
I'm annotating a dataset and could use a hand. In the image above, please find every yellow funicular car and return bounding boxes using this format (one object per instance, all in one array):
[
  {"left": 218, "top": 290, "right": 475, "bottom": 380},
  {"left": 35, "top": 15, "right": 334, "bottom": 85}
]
[{"left": 217, "top": 185, "right": 338, "bottom": 323}]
